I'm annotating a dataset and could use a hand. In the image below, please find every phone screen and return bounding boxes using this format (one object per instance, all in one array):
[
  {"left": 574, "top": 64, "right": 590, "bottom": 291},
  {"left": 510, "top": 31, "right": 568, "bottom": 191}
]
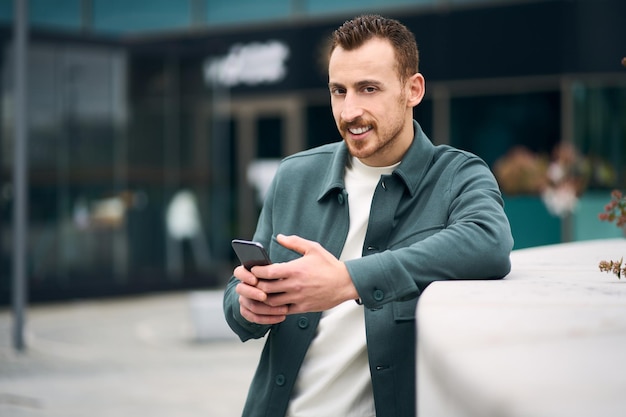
[{"left": 231, "top": 239, "right": 271, "bottom": 270}]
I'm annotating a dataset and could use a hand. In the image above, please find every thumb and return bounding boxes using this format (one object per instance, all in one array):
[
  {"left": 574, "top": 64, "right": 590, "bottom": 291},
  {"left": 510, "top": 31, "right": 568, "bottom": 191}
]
[{"left": 276, "top": 234, "right": 316, "bottom": 256}]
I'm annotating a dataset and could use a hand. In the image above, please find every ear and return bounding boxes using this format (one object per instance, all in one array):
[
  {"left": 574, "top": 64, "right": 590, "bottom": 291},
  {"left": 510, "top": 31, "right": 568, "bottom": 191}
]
[{"left": 406, "top": 73, "right": 425, "bottom": 108}]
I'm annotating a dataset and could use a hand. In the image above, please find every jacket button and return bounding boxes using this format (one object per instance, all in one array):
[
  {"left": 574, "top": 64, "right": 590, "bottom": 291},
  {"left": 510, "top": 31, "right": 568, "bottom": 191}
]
[
  {"left": 373, "top": 289, "right": 384, "bottom": 301},
  {"left": 275, "top": 374, "right": 286, "bottom": 386},
  {"left": 337, "top": 193, "right": 345, "bottom": 204},
  {"left": 297, "top": 316, "right": 309, "bottom": 329}
]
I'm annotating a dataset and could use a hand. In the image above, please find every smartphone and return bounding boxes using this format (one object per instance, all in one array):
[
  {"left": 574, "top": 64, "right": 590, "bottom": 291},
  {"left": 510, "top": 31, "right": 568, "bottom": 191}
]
[{"left": 231, "top": 239, "right": 271, "bottom": 270}]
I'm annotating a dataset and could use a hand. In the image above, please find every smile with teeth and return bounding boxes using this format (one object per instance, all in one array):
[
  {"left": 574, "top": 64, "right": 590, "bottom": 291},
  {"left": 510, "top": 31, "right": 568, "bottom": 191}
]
[{"left": 348, "top": 125, "right": 372, "bottom": 135}]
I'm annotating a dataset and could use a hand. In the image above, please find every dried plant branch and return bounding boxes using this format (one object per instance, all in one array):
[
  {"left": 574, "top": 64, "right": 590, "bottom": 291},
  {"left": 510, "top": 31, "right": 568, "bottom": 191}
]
[
  {"left": 599, "top": 258, "right": 625, "bottom": 279},
  {"left": 598, "top": 190, "right": 626, "bottom": 279}
]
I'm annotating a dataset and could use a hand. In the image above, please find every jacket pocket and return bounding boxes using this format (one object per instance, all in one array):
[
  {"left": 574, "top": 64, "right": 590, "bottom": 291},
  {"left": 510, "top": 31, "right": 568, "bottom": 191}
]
[
  {"left": 268, "top": 236, "right": 302, "bottom": 263},
  {"left": 392, "top": 298, "right": 418, "bottom": 322}
]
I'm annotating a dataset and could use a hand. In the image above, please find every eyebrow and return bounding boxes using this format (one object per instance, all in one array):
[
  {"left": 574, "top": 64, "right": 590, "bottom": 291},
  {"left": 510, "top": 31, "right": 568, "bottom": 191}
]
[
  {"left": 328, "top": 79, "right": 384, "bottom": 89},
  {"left": 328, "top": 82, "right": 343, "bottom": 90}
]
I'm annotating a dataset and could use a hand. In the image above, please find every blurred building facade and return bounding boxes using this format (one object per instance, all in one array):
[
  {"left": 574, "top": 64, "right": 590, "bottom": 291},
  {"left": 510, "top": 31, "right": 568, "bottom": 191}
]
[{"left": 1, "top": 0, "right": 625, "bottom": 303}]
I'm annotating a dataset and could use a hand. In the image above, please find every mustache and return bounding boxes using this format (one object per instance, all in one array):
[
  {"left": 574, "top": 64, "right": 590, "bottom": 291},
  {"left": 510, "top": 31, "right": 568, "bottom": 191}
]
[{"left": 340, "top": 118, "right": 374, "bottom": 132}]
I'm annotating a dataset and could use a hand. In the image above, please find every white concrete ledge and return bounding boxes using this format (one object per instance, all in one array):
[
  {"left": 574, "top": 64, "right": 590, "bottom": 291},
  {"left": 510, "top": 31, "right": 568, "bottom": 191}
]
[{"left": 417, "top": 239, "right": 626, "bottom": 417}]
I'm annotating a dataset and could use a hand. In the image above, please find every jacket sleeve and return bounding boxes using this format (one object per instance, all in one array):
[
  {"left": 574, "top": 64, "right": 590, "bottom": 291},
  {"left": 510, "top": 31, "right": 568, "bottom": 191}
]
[
  {"left": 222, "top": 177, "right": 278, "bottom": 342},
  {"left": 346, "top": 154, "right": 513, "bottom": 309}
]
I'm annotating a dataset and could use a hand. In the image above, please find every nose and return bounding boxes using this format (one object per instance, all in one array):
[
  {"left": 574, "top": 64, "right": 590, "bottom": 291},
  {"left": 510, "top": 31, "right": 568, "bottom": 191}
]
[{"left": 340, "top": 92, "right": 364, "bottom": 122}]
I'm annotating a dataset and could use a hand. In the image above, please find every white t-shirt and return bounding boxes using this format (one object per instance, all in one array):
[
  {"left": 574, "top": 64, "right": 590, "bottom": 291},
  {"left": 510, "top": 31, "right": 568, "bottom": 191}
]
[{"left": 286, "top": 157, "right": 399, "bottom": 417}]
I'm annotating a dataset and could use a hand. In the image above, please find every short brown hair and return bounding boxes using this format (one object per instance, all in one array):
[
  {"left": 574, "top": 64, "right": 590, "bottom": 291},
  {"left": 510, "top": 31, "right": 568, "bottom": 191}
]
[{"left": 330, "top": 15, "right": 419, "bottom": 82}]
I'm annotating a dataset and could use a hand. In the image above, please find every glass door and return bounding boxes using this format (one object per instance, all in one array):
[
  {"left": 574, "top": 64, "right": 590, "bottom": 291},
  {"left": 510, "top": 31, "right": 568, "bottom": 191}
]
[{"left": 225, "top": 95, "right": 305, "bottom": 239}]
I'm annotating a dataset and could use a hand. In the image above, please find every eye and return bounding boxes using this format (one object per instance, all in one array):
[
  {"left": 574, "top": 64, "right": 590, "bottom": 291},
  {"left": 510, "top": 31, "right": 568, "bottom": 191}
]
[
  {"left": 363, "top": 86, "right": 378, "bottom": 94},
  {"left": 330, "top": 87, "right": 346, "bottom": 96}
]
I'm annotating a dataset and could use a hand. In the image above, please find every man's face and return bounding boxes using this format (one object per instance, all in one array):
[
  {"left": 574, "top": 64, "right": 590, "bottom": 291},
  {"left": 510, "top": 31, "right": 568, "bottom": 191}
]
[{"left": 328, "top": 37, "right": 422, "bottom": 167}]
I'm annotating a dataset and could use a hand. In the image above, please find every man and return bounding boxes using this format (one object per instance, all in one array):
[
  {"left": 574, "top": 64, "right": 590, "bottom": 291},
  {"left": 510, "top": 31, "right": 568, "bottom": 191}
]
[{"left": 223, "top": 14, "right": 513, "bottom": 417}]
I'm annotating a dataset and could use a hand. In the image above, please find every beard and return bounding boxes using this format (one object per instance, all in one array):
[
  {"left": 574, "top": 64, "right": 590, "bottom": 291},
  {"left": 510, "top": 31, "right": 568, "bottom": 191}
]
[{"left": 339, "top": 115, "right": 405, "bottom": 163}]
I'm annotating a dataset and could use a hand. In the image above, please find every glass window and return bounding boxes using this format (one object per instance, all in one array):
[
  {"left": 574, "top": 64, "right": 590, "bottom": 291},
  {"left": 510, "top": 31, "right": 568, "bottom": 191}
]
[
  {"left": 31, "top": 0, "right": 82, "bottom": 31},
  {"left": 449, "top": 0, "right": 504, "bottom": 4},
  {"left": 93, "top": 0, "right": 191, "bottom": 34},
  {"left": 1, "top": 0, "right": 81, "bottom": 30},
  {"left": 414, "top": 98, "right": 433, "bottom": 140},
  {"left": 306, "top": 103, "right": 338, "bottom": 149},
  {"left": 0, "top": 1, "right": 10, "bottom": 24},
  {"left": 449, "top": 91, "right": 561, "bottom": 168},
  {"left": 1, "top": 41, "right": 130, "bottom": 301},
  {"left": 206, "top": 0, "right": 290, "bottom": 25},
  {"left": 257, "top": 116, "right": 283, "bottom": 159},
  {"left": 303, "top": 0, "right": 432, "bottom": 15},
  {"left": 573, "top": 82, "right": 626, "bottom": 189}
]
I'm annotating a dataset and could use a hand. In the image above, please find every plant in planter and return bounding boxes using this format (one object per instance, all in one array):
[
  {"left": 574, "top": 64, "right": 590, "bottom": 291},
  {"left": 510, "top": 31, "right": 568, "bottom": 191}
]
[
  {"left": 598, "top": 190, "right": 626, "bottom": 226},
  {"left": 541, "top": 142, "right": 590, "bottom": 217},
  {"left": 598, "top": 190, "right": 626, "bottom": 278},
  {"left": 493, "top": 142, "right": 590, "bottom": 217}
]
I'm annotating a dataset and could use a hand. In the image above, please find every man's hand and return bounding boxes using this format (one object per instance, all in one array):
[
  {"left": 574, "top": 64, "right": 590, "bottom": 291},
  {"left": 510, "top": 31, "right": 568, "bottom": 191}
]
[
  {"left": 234, "top": 264, "right": 289, "bottom": 325},
  {"left": 252, "top": 234, "right": 359, "bottom": 313}
]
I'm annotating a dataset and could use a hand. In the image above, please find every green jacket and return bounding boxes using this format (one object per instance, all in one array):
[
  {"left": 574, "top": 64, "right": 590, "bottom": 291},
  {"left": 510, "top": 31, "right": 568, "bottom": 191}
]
[{"left": 224, "top": 121, "right": 513, "bottom": 417}]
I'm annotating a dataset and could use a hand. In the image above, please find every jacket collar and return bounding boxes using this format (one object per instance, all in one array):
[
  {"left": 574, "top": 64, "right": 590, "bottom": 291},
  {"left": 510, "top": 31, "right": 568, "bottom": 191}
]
[
  {"left": 317, "top": 120, "right": 435, "bottom": 201},
  {"left": 393, "top": 120, "right": 436, "bottom": 197}
]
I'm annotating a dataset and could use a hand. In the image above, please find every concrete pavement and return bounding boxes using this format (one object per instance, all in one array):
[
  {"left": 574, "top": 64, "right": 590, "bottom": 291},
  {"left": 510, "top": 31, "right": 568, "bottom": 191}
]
[{"left": 0, "top": 290, "right": 264, "bottom": 417}]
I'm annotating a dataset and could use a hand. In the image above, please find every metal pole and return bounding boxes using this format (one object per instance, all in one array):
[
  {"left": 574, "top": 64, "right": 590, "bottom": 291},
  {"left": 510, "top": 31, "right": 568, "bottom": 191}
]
[{"left": 12, "top": 0, "right": 29, "bottom": 352}]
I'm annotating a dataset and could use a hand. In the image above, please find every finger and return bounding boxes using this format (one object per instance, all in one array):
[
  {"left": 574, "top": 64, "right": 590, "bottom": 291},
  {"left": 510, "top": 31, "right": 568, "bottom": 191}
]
[
  {"left": 276, "top": 234, "right": 318, "bottom": 256},
  {"left": 235, "top": 281, "right": 267, "bottom": 302},
  {"left": 239, "top": 297, "right": 288, "bottom": 325},
  {"left": 234, "top": 265, "right": 259, "bottom": 286},
  {"left": 240, "top": 305, "right": 286, "bottom": 325},
  {"left": 264, "top": 292, "right": 296, "bottom": 308},
  {"left": 253, "top": 272, "right": 291, "bottom": 293},
  {"left": 239, "top": 295, "right": 289, "bottom": 317}
]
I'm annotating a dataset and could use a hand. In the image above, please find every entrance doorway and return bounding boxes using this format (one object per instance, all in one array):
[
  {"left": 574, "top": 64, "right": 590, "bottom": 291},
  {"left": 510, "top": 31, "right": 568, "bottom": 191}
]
[
  {"left": 196, "top": 94, "right": 305, "bottom": 251},
  {"left": 229, "top": 95, "right": 305, "bottom": 237}
]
